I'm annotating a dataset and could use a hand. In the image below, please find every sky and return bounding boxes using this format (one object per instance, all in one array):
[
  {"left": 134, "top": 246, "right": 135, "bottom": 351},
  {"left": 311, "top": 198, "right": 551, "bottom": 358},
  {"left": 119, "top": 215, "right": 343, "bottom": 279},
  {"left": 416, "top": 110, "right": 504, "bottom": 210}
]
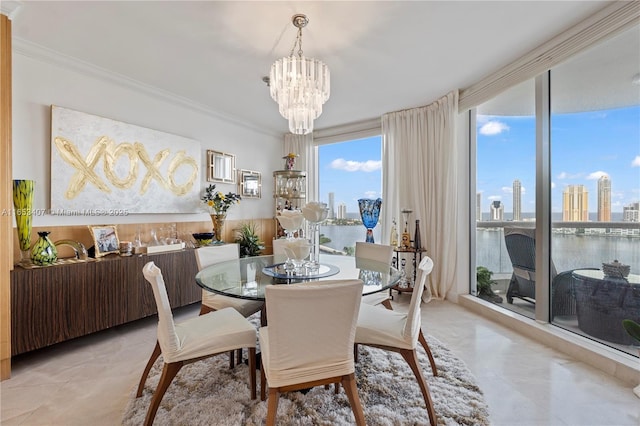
[
  {"left": 317, "top": 106, "right": 639, "bottom": 218},
  {"left": 477, "top": 105, "right": 640, "bottom": 215},
  {"left": 318, "top": 136, "right": 382, "bottom": 215}
]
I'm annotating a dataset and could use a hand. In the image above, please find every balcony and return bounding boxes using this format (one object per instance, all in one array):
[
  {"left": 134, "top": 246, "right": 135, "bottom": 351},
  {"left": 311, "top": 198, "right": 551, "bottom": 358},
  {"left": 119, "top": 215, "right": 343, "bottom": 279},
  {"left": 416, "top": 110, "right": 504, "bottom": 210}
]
[{"left": 475, "top": 220, "right": 639, "bottom": 357}]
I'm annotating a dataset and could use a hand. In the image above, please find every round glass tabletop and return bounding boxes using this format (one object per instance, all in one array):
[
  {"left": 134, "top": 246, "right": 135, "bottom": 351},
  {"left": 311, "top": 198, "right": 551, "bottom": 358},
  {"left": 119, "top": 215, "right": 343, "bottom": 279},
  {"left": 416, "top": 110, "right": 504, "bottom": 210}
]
[{"left": 195, "top": 253, "right": 401, "bottom": 301}]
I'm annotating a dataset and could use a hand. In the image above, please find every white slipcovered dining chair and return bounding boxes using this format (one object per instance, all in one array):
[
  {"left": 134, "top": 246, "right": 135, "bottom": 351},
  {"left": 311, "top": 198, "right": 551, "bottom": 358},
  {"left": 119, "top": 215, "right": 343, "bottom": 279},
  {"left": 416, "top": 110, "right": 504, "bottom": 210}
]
[
  {"left": 196, "top": 244, "right": 263, "bottom": 368},
  {"left": 259, "top": 279, "right": 366, "bottom": 426},
  {"left": 135, "top": 261, "right": 257, "bottom": 426},
  {"left": 356, "top": 242, "right": 394, "bottom": 309},
  {"left": 355, "top": 256, "right": 438, "bottom": 426}
]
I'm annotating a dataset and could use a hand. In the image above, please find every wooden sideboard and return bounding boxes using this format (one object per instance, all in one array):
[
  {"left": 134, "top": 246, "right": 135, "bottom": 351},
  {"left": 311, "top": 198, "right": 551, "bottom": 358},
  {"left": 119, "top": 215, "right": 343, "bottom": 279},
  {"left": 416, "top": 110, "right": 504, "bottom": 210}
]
[{"left": 10, "top": 249, "right": 201, "bottom": 356}]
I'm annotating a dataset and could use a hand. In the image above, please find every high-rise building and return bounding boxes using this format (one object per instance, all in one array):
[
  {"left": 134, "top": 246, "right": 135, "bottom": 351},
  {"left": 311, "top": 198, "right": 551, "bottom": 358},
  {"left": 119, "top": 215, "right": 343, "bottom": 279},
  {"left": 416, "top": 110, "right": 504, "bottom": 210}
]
[
  {"left": 476, "top": 193, "right": 482, "bottom": 221},
  {"left": 597, "top": 175, "right": 611, "bottom": 222},
  {"left": 513, "top": 179, "right": 522, "bottom": 221},
  {"left": 563, "top": 185, "right": 589, "bottom": 221},
  {"left": 490, "top": 200, "right": 504, "bottom": 221},
  {"left": 337, "top": 203, "right": 347, "bottom": 220},
  {"left": 623, "top": 202, "right": 639, "bottom": 222},
  {"left": 328, "top": 192, "right": 335, "bottom": 219}
]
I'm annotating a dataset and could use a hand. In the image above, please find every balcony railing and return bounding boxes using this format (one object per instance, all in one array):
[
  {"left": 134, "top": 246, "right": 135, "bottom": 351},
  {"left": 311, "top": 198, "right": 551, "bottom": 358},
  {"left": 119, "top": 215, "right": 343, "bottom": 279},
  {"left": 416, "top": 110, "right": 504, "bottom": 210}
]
[{"left": 476, "top": 221, "right": 639, "bottom": 276}]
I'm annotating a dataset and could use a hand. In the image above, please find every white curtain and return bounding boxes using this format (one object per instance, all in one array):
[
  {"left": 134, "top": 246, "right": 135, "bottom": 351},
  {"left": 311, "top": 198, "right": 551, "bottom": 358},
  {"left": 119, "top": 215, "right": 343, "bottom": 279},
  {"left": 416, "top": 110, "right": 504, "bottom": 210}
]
[
  {"left": 382, "top": 90, "right": 459, "bottom": 300},
  {"left": 283, "top": 132, "right": 317, "bottom": 201}
]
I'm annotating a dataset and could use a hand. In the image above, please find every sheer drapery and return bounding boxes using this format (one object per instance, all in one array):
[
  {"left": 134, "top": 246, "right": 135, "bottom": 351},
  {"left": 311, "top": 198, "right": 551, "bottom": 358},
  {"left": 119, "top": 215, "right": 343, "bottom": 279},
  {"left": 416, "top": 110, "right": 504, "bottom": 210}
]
[
  {"left": 382, "top": 91, "right": 458, "bottom": 300},
  {"left": 283, "top": 133, "right": 317, "bottom": 201}
]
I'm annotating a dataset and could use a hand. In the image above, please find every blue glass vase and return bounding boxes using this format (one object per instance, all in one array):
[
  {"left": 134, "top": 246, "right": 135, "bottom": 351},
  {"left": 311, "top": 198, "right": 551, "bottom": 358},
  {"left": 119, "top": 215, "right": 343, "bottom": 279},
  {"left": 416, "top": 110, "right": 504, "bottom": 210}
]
[{"left": 358, "top": 198, "right": 382, "bottom": 243}]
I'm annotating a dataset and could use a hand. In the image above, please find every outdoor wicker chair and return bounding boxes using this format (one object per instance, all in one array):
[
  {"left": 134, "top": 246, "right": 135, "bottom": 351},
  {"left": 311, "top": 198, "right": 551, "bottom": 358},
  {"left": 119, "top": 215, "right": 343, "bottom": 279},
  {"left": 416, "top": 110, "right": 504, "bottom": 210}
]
[
  {"left": 504, "top": 226, "right": 594, "bottom": 318},
  {"left": 504, "top": 227, "right": 555, "bottom": 305},
  {"left": 572, "top": 272, "right": 640, "bottom": 345}
]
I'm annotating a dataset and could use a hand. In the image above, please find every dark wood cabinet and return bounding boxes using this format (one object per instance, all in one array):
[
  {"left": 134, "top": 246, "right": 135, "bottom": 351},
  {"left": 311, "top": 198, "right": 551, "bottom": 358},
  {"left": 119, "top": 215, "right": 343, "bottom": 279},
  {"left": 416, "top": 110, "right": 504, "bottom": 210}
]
[{"left": 11, "top": 249, "right": 200, "bottom": 356}]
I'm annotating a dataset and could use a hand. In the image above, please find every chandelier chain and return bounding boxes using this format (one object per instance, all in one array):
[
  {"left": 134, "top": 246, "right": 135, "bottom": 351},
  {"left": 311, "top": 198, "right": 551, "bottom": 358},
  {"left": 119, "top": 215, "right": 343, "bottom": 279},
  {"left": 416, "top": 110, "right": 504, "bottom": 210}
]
[{"left": 289, "top": 27, "right": 304, "bottom": 58}]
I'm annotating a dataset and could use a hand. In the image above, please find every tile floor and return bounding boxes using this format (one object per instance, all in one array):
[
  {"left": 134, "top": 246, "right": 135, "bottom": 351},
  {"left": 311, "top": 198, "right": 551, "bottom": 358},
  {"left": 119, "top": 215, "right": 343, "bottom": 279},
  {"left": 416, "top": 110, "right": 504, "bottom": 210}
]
[{"left": 1, "top": 297, "right": 639, "bottom": 425}]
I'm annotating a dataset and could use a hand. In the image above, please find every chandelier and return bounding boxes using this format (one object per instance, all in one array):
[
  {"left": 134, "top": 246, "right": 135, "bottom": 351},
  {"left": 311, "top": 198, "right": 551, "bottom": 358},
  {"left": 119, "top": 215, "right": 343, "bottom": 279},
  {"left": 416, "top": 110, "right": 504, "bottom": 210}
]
[{"left": 266, "top": 14, "right": 330, "bottom": 135}]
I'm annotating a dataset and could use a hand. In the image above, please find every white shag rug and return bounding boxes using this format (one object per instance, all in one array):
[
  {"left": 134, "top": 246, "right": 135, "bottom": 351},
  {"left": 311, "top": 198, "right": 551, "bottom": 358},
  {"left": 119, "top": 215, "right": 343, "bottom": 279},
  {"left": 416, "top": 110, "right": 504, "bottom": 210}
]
[{"left": 123, "top": 318, "right": 489, "bottom": 426}]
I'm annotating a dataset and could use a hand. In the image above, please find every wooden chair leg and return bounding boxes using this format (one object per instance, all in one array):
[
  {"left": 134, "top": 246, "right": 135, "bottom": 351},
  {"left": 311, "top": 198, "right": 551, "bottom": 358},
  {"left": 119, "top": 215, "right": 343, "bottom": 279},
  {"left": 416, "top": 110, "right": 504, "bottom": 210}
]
[
  {"left": 400, "top": 349, "right": 437, "bottom": 426},
  {"left": 236, "top": 348, "right": 243, "bottom": 364},
  {"left": 248, "top": 347, "right": 256, "bottom": 400},
  {"left": 144, "top": 361, "right": 183, "bottom": 426},
  {"left": 260, "top": 365, "right": 267, "bottom": 401},
  {"left": 265, "top": 387, "right": 280, "bottom": 426},
  {"left": 199, "top": 304, "right": 213, "bottom": 316},
  {"left": 136, "top": 341, "right": 161, "bottom": 397},
  {"left": 341, "top": 373, "right": 366, "bottom": 426},
  {"left": 229, "top": 350, "right": 235, "bottom": 369},
  {"left": 418, "top": 329, "right": 438, "bottom": 376},
  {"left": 381, "top": 299, "right": 393, "bottom": 310},
  {"left": 354, "top": 343, "right": 359, "bottom": 363}
]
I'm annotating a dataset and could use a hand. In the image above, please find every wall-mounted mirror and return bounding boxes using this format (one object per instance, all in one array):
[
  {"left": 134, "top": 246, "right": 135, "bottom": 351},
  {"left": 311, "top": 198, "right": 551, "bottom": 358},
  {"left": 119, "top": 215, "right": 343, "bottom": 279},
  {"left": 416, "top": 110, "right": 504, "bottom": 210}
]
[
  {"left": 207, "top": 150, "right": 236, "bottom": 183},
  {"left": 239, "top": 169, "right": 261, "bottom": 198}
]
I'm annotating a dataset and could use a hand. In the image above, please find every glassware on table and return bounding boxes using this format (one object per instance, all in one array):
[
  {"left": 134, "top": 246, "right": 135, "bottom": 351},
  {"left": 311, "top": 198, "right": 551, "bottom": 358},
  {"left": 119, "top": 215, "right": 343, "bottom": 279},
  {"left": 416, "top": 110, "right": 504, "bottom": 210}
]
[
  {"left": 302, "top": 202, "right": 329, "bottom": 269},
  {"left": 276, "top": 210, "right": 305, "bottom": 270},
  {"left": 283, "top": 239, "right": 311, "bottom": 274},
  {"left": 276, "top": 210, "right": 304, "bottom": 240},
  {"left": 358, "top": 198, "right": 382, "bottom": 243}
]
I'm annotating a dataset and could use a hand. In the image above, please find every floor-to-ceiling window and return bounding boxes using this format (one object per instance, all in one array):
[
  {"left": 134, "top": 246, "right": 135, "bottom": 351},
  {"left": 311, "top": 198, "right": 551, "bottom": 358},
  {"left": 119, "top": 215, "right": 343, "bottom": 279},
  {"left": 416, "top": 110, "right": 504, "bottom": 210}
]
[
  {"left": 317, "top": 135, "right": 382, "bottom": 256},
  {"left": 549, "top": 25, "right": 639, "bottom": 356},
  {"left": 475, "top": 79, "right": 536, "bottom": 319},
  {"left": 473, "top": 23, "right": 639, "bottom": 357}
]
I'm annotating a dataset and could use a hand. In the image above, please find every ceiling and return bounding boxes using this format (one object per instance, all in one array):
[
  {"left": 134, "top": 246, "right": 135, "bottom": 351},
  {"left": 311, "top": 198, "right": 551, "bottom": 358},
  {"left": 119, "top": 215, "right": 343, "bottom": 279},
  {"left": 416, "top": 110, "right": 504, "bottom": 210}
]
[{"left": 9, "top": 1, "right": 627, "bottom": 135}]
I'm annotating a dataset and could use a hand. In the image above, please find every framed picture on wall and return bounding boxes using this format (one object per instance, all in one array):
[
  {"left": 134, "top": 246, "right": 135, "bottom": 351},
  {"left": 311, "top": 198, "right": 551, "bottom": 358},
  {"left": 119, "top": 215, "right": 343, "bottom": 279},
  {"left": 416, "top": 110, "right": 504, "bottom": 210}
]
[
  {"left": 238, "top": 169, "right": 261, "bottom": 198},
  {"left": 89, "top": 225, "right": 120, "bottom": 257}
]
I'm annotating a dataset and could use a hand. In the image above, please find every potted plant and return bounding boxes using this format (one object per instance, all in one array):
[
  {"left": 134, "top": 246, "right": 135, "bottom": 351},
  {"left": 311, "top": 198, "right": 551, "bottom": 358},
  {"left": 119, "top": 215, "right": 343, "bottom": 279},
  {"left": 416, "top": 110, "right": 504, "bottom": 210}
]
[
  {"left": 476, "top": 266, "right": 503, "bottom": 303},
  {"left": 234, "top": 222, "right": 264, "bottom": 258},
  {"left": 622, "top": 319, "right": 640, "bottom": 398}
]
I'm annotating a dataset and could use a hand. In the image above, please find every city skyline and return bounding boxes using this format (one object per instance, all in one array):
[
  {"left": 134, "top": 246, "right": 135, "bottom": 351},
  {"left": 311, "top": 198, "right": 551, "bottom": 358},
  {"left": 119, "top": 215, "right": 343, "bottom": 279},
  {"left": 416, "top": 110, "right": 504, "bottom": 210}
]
[
  {"left": 317, "top": 107, "right": 638, "bottom": 218},
  {"left": 477, "top": 105, "right": 639, "bottom": 215},
  {"left": 318, "top": 136, "right": 382, "bottom": 214}
]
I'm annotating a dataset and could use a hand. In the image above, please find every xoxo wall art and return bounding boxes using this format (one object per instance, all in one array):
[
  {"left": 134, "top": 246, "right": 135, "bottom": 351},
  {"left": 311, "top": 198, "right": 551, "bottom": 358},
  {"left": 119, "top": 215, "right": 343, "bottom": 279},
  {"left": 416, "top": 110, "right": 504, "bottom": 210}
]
[{"left": 51, "top": 106, "right": 201, "bottom": 213}]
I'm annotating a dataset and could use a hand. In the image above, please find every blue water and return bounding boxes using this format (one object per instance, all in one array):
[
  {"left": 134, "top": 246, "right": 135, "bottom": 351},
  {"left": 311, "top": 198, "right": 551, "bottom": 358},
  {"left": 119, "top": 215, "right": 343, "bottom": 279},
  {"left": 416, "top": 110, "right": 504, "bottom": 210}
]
[{"left": 320, "top": 224, "right": 639, "bottom": 275}]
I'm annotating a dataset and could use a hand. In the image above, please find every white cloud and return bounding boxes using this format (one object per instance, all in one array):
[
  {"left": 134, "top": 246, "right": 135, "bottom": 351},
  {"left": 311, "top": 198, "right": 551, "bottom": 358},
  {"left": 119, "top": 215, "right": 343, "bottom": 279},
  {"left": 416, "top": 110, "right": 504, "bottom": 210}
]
[
  {"left": 330, "top": 158, "right": 381, "bottom": 172},
  {"left": 364, "top": 191, "right": 378, "bottom": 199},
  {"left": 632, "top": 155, "right": 640, "bottom": 167},
  {"left": 479, "top": 120, "right": 509, "bottom": 136},
  {"left": 557, "top": 172, "right": 568, "bottom": 179},
  {"left": 551, "top": 182, "right": 556, "bottom": 189},
  {"left": 587, "top": 171, "right": 609, "bottom": 180},
  {"left": 487, "top": 195, "right": 502, "bottom": 201}
]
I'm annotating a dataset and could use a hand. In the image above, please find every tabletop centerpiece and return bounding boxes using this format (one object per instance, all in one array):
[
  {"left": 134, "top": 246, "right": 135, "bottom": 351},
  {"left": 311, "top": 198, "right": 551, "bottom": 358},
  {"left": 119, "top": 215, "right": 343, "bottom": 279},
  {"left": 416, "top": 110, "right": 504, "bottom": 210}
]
[
  {"left": 302, "top": 201, "right": 329, "bottom": 269},
  {"left": 276, "top": 209, "right": 306, "bottom": 272},
  {"left": 201, "top": 184, "right": 241, "bottom": 243}
]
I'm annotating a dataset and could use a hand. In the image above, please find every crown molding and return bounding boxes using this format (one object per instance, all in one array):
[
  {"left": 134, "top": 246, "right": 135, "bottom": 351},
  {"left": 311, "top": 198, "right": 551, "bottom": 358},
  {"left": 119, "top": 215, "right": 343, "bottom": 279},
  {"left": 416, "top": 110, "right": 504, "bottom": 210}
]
[
  {"left": 0, "top": 0, "right": 22, "bottom": 20},
  {"left": 313, "top": 117, "right": 381, "bottom": 145},
  {"left": 12, "top": 37, "right": 281, "bottom": 138}
]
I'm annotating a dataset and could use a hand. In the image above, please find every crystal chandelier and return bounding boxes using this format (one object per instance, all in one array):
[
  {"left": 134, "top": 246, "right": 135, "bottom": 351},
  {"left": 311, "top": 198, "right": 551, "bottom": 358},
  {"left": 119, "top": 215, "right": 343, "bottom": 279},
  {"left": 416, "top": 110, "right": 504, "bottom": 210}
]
[{"left": 267, "top": 14, "right": 330, "bottom": 135}]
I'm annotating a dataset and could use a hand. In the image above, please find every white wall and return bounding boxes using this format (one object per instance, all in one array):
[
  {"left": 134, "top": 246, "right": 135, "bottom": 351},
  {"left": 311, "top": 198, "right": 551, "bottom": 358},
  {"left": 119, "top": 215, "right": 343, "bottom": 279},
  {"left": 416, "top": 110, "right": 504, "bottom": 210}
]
[{"left": 12, "top": 49, "right": 283, "bottom": 227}]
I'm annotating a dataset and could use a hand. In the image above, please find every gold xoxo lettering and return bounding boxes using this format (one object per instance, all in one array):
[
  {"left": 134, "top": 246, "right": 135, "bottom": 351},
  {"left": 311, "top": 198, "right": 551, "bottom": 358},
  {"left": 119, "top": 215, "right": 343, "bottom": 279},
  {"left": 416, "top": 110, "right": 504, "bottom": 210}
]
[{"left": 54, "top": 136, "right": 198, "bottom": 199}]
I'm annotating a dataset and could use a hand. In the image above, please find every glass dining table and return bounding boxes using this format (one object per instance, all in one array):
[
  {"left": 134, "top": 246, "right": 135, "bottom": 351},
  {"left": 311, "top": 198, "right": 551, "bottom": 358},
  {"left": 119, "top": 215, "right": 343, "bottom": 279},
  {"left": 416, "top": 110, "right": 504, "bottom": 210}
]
[{"left": 195, "top": 253, "right": 402, "bottom": 302}]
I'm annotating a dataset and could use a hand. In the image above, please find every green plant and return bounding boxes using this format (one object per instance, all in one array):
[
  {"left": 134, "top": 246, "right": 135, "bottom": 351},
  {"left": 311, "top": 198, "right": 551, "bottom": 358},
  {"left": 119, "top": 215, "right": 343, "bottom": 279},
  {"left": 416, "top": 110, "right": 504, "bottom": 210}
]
[
  {"left": 234, "top": 222, "right": 264, "bottom": 258},
  {"left": 476, "top": 266, "right": 496, "bottom": 295},
  {"left": 201, "top": 184, "right": 241, "bottom": 215},
  {"left": 476, "top": 266, "right": 503, "bottom": 303},
  {"left": 622, "top": 319, "right": 640, "bottom": 343}
]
